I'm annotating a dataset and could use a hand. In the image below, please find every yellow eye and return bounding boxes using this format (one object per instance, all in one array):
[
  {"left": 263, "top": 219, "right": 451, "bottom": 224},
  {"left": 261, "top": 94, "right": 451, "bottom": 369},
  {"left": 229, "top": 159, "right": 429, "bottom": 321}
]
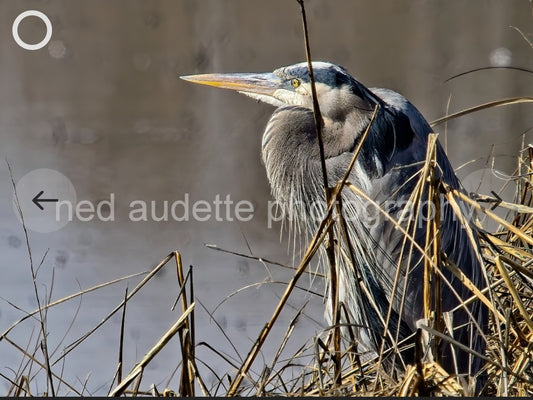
[{"left": 291, "top": 78, "right": 300, "bottom": 88}]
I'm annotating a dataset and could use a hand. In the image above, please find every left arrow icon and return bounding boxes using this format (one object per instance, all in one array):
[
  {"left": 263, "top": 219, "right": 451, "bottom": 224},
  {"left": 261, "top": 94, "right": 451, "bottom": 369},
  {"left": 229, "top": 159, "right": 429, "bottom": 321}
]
[{"left": 32, "top": 190, "right": 59, "bottom": 210}]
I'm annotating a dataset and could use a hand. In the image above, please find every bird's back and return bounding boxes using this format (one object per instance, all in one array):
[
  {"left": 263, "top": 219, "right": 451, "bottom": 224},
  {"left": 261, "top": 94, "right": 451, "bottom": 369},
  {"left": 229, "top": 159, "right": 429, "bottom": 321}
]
[
  {"left": 262, "top": 85, "right": 487, "bottom": 380},
  {"left": 337, "top": 87, "right": 487, "bottom": 378}
]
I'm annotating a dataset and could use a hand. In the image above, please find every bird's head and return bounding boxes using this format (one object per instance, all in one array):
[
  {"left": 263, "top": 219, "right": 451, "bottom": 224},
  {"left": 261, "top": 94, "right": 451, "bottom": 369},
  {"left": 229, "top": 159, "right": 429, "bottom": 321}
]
[{"left": 181, "top": 61, "right": 374, "bottom": 120}]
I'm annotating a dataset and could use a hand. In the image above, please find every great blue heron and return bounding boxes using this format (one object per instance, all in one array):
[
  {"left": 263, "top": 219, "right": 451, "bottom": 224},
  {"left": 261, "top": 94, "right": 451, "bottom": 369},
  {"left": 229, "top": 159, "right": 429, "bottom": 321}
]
[{"left": 181, "top": 62, "right": 487, "bottom": 383}]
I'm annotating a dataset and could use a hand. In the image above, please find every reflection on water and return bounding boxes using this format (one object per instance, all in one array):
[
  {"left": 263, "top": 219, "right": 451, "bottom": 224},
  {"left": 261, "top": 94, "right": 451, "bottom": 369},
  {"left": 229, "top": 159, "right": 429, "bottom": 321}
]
[{"left": 1, "top": 0, "right": 532, "bottom": 395}]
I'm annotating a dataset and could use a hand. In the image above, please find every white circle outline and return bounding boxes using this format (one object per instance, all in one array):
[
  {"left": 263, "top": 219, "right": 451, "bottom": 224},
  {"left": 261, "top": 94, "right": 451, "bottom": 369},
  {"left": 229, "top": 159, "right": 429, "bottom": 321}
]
[{"left": 12, "top": 10, "right": 53, "bottom": 51}]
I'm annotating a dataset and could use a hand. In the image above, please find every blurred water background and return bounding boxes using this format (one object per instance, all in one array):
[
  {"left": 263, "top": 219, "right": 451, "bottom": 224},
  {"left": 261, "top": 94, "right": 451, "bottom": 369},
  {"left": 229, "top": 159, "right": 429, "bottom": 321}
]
[{"left": 1, "top": 0, "right": 532, "bottom": 395}]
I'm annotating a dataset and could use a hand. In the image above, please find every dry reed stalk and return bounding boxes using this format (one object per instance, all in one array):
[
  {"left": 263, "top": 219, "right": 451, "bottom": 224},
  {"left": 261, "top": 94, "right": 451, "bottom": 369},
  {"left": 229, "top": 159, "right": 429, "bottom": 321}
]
[{"left": 109, "top": 303, "right": 194, "bottom": 396}]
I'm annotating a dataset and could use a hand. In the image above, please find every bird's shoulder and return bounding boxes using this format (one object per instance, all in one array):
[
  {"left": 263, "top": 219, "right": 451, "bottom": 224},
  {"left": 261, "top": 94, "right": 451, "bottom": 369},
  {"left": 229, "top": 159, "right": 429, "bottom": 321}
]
[{"left": 369, "top": 87, "right": 433, "bottom": 141}]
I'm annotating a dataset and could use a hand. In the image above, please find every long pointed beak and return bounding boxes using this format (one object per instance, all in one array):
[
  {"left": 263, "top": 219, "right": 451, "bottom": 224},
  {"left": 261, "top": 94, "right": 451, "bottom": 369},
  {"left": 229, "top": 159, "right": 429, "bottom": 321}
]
[{"left": 180, "top": 72, "right": 282, "bottom": 96}]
